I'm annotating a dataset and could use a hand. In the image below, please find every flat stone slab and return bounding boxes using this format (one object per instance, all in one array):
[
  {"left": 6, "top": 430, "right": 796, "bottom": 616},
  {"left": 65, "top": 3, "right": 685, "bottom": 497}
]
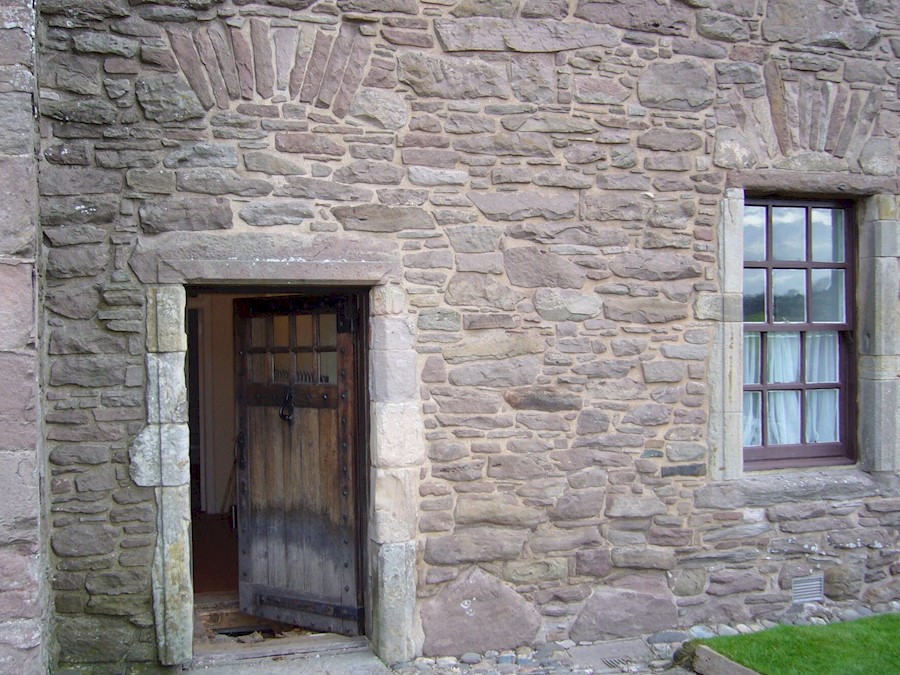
[{"left": 568, "top": 638, "right": 655, "bottom": 674}]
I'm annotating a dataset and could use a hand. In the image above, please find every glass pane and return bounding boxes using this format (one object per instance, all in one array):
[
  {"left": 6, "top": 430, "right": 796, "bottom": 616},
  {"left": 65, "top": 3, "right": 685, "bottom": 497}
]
[
  {"left": 273, "top": 352, "right": 292, "bottom": 383},
  {"left": 273, "top": 315, "right": 291, "bottom": 347},
  {"left": 319, "top": 352, "right": 337, "bottom": 384},
  {"left": 319, "top": 314, "right": 337, "bottom": 347},
  {"left": 743, "top": 269, "right": 767, "bottom": 322},
  {"left": 250, "top": 353, "right": 269, "bottom": 383},
  {"left": 772, "top": 269, "right": 806, "bottom": 323},
  {"left": 772, "top": 206, "right": 806, "bottom": 261},
  {"left": 767, "top": 332, "right": 801, "bottom": 384},
  {"left": 296, "top": 353, "right": 315, "bottom": 384},
  {"left": 744, "top": 205, "right": 767, "bottom": 262},
  {"left": 811, "top": 208, "right": 845, "bottom": 263},
  {"left": 767, "top": 390, "right": 801, "bottom": 445},
  {"left": 296, "top": 315, "right": 314, "bottom": 347},
  {"left": 806, "top": 332, "right": 839, "bottom": 383},
  {"left": 743, "top": 332, "right": 761, "bottom": 385},
  {"left": 250, "top": 317, "right": 267, "bottom": 347},
  {"left": 743, "top": 391, "right": 762, "bottom": 446},
  {"left": 806, "top": 389, "right": 839, "bottom": 443},
  {"left": 810, "top": 269, "right": 845, "bottom": 323}
]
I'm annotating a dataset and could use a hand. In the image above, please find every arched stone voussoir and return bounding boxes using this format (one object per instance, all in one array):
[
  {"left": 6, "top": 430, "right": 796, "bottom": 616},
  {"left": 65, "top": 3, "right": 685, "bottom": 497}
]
[
  {"left": 421, "top": 566, "right": 541, "bottom": 656},
  {"left": 129, "top": 231, "right": 402, "bottom": 285}
]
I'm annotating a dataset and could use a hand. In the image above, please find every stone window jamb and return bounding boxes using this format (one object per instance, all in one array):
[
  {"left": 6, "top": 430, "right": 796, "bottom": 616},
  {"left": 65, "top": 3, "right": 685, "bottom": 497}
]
[{"left": 708, "top": 189, "right": 900, "bottom": 481}]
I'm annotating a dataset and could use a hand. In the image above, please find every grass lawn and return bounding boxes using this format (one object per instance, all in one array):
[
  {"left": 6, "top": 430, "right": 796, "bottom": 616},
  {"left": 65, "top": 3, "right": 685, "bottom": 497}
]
[{"left": 694, "top": 613, "right": 900, "bottom": 675}]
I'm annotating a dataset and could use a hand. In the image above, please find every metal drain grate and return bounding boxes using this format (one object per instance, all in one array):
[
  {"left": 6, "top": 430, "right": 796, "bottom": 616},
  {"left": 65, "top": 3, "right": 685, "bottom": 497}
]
[
  {"left": 792, "top": 573, "right": 825, "bottom": 604},
  {"left": 603, "top": 657, "right": 634, "bottom": 668}
]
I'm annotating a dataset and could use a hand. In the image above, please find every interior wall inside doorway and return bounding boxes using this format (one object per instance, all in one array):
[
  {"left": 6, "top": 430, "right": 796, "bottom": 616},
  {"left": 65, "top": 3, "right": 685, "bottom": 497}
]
[{"left": 187, "top": 293, "right": 239, "bottom": 515}]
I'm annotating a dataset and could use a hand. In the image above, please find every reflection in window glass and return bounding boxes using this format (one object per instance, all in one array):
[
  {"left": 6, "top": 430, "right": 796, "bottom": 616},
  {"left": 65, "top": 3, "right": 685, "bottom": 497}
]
[
  {"left": 296, "top": 353, "right": 315, "bottom": 384},
  {"left": 319, "top": 314, "right": 337, "bottom": 347},
  {"left": 743, "top": 332, "right": 761, "bottom": 385},
  {"left": 773, "top": 269, "right": 806, "bottom": 323},
  {"left": 811, "top": 208, "right": 845, "bottom": 263},
  {"left": 250, "top": 354, "right": 269, "bottom": 383},
  {"left": 296, "top": 315, "right": 314, "bottom": 347},
  {"left": 319, "top": 352, "right": 337, "bottom": 384},
  {"left": 767, "top": 332, "right": 801, "bottom": 384},
  {"left": 772, "top": 207, "right": 806, "bottom": 261},
  {"left": 806, "top": 332, "right": 839, "bottom": 383},
  {"left": 743, "top": 392, "right": 762, "bottom": 446},
  {"left": 250, "top": 317, "right": 267, "bottom": 348},
  {"left": 767, "top": 390, "right": 801, "bottom": 445},
  {"left": 743, "top": 269, "right": 767, "bottom": 322},
  {"left": 810, "top": 269, "right": 845, "bottom": 323},
  {"left": 744, "top": 206, "right": 766, "bottom": 262},
  {"left": 806, "top": 390, "right": 839, "bottom": 443},
  {"left": 273, "top": 353, "right": 292, "bottom": 383},
  {"left": 273, "top": 315, "right": 290, "bottom": 347}
]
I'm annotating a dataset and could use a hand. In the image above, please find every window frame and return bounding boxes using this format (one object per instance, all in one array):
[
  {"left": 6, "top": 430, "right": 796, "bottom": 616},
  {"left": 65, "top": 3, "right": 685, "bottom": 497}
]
[{"left": 741, "top": 198, "right": 857, "bottom": 470}]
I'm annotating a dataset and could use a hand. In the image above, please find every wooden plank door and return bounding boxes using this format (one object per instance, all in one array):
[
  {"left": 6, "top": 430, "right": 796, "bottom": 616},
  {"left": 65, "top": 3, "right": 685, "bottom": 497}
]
[{"left": 234, "top": 294, "right": 362, "bottom": 635}]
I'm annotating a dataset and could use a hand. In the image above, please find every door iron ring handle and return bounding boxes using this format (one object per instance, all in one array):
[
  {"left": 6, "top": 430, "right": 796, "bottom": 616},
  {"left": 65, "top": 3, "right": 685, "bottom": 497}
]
[{"left": 279, "top": 389, "right": 295, "bottom": 426}]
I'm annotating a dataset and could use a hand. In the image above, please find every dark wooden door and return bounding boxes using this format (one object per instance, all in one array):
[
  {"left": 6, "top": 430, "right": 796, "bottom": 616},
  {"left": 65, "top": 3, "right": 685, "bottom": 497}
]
[{"left": 234, "top": 294, "right": 363, "bottom": 635}]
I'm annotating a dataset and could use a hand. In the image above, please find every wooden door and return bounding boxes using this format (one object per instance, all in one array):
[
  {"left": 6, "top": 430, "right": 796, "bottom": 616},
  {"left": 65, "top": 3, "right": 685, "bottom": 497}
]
[{"left": 234, "top": 294, "right": 363, "bottom": 635}]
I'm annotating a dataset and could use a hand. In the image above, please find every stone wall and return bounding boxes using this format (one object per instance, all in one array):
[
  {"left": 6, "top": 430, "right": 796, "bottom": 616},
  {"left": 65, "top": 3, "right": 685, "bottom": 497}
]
[
  {"left": 0, "top": 0, "right": 46, "bottom": 672},
  {"left": 35, "top": 0, "right": 900, "bottom": 667}
]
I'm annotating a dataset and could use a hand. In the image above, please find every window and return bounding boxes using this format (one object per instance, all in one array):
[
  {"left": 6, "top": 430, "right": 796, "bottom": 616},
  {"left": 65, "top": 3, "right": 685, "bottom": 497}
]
[{"left": 741, "top": 200, "right": 855, "bottom": 469}]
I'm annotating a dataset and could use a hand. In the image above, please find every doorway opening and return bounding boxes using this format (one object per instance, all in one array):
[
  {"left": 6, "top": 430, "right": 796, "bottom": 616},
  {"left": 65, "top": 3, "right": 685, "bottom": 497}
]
[{"left": 185, "top": 287, "right": 369, "bottom": 650}]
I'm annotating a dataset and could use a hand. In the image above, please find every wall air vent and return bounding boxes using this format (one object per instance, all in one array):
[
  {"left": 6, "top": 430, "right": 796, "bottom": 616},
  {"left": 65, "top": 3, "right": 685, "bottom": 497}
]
[{"left": 792, "top": 574, "right": 825, "bottom": 604}]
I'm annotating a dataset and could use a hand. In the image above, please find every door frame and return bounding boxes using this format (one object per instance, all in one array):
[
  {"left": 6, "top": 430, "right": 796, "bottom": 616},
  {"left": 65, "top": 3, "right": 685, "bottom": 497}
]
[
  {"left": 128, "top": 236, "right": 421, "bottom": 666},
  {"left": 233, "top": 291, "right": 368, "bottom": 634}
]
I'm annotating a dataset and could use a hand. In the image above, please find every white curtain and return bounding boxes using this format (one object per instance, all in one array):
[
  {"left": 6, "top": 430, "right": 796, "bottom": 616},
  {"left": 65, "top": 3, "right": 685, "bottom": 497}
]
[
  {"left": 766, "top": 333, "right": 801, "bottom": 445},
  {"left": 743, "top": 333, "right": 761, "bottom": 446},
  {"left": 806, "top": 332, "right": 839, "bottom": 443}
]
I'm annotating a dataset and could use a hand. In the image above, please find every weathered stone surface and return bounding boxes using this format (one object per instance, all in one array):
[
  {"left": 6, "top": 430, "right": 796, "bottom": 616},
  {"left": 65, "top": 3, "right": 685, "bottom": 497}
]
[
  {"left": 139, "top": 197, "right": 232, "bottom": 234},
  {"left": 333, "top": 204, "right": 434, "bottom": 232},
  {"left": 350, "top": 89, "right": 408, "bottom": 130},
  {"left": 510, "top": 55, "right": 555, "bottom": 103},
  {"left": 135, "top": 75, "right": 205, "bottom": 123},
  {"left": 424, "top": 527, "right": 528, "bottom": 564},
  {"left": 445, "top": 273, "right": 525, "bottom": 310},
  {"left": 398, "top": 52, "right": 509, "bottom": 99},
  {"left": 605, "top": 494, "right": 667, "bottom": 518},
  {"left": 637, "top": 129, "right": 703, "bottom": 153},
  {"left": 434, "top": 18, "right": 617, "bottom": 52},
  {"left": 611, "top": 547, "right": 675, "bottom": 570},
  {"left": 456, "top": 496, "right": 545, "bottom": 527},
  {"left": 51, "top": 523, "right": 116, "bottom": 557},
  {"left": 334, "top": 160, "right": 404, "bottom": 185},
  {"left": 274, "top": 133, "right": 346, "bottom": 156},
  {"left": 444, "top": 331, "right": 542, "bottom": 364},
  {"left": 697, "top": 10, "right": 749, "bottom": 42},
  {"left": 609, "top": 251, "right": 702, "bottom": 281},
  {"left": 448, "top": 357, "right": 541, "bottom": 387},
  {"left": 505, "top": 386, "right": 582, "bottom": 412},
  {"left": 163, "top": 144, "right": 237, "bottom": 169},
  {"left": 824, "top": 564, "right": 863, "bottom": 601},
  {"left": 238, "top": 201, "right": 314, "bottom": 227},
  {"left": 455, "top": 133, "right": 552, "bottom": 157},
  {"left": 534, "top": 288, "right": 602, "bottom": 321},
  {"left": 714, "top": 127, "right": 757, "bottom": 169},
  {"left": 572, "top": 75, "right": 630, "bottom": 105},
  {"left": 338, "top": 0, "right": 417, "bottom": 12},
  {"left": 243, "top": 153, "right": 304, "bottom": 176},
  {"left": 707, "top": 570, "right": 766, "bottom": 596},
  {"left": 46, "top": 245, "right": 109, "bottom": 280},
  {"left": 276, "top": 177, "right": 372, "bottom": 202},
  {"left": 176, "top": 169, "right": 273, "bottom": 197},
  {"left": 761, "top": 0, "right": 879, "bottom": 50},
  {"left": 503, "top": 247, "right": 586, "bottom": 289},
  {"left": 42, "top": 99, "right": 117, "bottom": 126},
  {"left": 583, "top": 194, "right": 650, "bottom": 222},
  {"left": 575, "top": 0, "right": 691, "bottom": 35},
  {"left": 859, "top": 139, "right": 896, "bottom": 177},
  {"left": 41, "top": 0, "right": 130, "bottom": 18},
  {"left": 469, "top": 192, "right": 577, "bottom": 222},
  {"left": 421, "top": 567, "right": 540, "bottom": 655},
  {"left": 571, "top": 577, "right": 678, "bottom": 641},
  {"left": 637, "top": 60, "right": 714, "bottom": 112}
]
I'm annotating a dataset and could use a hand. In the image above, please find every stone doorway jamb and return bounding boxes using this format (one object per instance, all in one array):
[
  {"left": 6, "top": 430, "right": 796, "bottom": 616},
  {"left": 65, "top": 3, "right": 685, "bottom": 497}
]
[{"left": 128, "top": 232, "right": 419, "bottom": 665}]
